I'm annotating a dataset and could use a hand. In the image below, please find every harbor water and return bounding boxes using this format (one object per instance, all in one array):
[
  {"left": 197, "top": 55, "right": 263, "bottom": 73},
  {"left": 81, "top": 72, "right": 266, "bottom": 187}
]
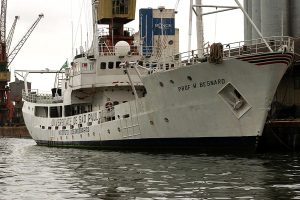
[{"left": 1, "top": 138, "right": 300, "bottom": 199}]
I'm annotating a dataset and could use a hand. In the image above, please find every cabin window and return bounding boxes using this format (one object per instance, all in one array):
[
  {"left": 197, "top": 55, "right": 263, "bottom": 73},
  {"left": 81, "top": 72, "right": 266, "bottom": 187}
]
[
  {"left": 113, "top": 101, "right": 119, "bottom": 106},
  {"left": 100, "top": 62, "right": 106, "bottom": 69},
  {"left": 50, "top": 106, "right": 62, "bottom": 118},
  {"left": 35, "top": 106, "right": 48, "bottom": 118},
  {"left": 108, "top": 62, "right": 114, "bottom": 69},
  {"left": 116, "top": 61, "right": 121, "bottom": 68},
  {"left": 64, "top": 105, "right": 72, "bottom": 117},
  {"left": 112, "top": 0, "right": 129, "bottom": 15}
]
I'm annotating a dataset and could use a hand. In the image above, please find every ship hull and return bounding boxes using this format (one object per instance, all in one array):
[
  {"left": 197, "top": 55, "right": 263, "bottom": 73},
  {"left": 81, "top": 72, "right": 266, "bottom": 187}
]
[
  {"left": 22, "top": 53, "right": 293, "bottom": 151},
  {"left": 35, "top": 136, "right": 257, "bottom": 152}
]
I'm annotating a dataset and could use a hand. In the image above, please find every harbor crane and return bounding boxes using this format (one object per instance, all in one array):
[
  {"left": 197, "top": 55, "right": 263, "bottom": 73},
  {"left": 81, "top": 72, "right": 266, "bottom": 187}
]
[
  {"left": 6, "top": 16, "right": 19, "bottom": 52},
  {"left": 8, "top": 14, "right": 44, "bottom": 66},
  {"left": 0, "top": 0, "right": 43, "bottom": 125}
]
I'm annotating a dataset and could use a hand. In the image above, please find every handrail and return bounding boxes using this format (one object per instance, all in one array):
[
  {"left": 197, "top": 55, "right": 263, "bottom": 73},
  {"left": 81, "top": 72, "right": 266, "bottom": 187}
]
[{"left": 22, "top": 89, "right": 62, "bottom": 104}]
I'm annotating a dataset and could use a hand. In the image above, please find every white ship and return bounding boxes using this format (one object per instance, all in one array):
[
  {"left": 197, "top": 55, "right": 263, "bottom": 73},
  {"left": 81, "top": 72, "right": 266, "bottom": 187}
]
[{"left": 19, "top": 0, "right": 294, "bottom": 151}]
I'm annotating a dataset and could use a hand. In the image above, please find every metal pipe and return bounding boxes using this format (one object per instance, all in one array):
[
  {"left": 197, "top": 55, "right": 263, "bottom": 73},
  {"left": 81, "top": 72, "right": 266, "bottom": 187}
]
[
  {"left": 188, "top": 0, "right": 193, "bottom": 63},
  {"left": 199, "top": 8, "right": 239, "bottom": 16},
  {"left": 196, "top": 5, "right": 239, "bottom": 9}
]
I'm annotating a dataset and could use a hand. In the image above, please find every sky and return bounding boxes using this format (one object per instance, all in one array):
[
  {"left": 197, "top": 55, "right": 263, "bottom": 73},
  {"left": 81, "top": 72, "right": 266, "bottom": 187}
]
[{"left": 6, "top": 0, "right": 244, "bottom": 91}]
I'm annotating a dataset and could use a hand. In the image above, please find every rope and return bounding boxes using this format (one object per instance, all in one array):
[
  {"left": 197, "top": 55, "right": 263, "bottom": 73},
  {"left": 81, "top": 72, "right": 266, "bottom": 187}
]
[{"left": 209, "top": 43, "right": 223, "bottom": 64}]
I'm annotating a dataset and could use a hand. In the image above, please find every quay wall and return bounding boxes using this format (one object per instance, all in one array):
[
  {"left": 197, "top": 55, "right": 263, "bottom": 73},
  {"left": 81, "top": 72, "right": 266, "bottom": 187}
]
[{"left": 0, "top": 126, "right": 31, "bottom": 138}]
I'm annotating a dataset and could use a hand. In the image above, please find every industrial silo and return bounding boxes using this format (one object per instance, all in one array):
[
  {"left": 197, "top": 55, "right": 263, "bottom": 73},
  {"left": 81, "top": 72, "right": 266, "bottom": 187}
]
[
  {"left": 251, "top": 0, "right": 261, "bottom": 40},
  {"left": 260, "top": 0, "right": 289, "bottom": 37},
  {"left": 290, "top": 0, "right": 300, "bottom": 37},
  {"left": 243, "top": 0, "right": 252, "bottom": 42}
]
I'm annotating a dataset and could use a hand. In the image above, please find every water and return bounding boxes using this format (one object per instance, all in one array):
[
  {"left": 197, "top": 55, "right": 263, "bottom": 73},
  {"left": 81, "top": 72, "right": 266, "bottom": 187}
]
[{"left": 0, "top": 138, "right": 300, "bottom": 200}]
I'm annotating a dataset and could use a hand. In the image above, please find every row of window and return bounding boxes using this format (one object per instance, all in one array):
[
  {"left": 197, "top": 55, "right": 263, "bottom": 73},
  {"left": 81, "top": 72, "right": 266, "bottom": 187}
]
[
  {"left": 35, "top": 105, "right": 92, "bottom": 118},
  {"left": 100, "top": 61, "right": 175, "bottom": 70}
]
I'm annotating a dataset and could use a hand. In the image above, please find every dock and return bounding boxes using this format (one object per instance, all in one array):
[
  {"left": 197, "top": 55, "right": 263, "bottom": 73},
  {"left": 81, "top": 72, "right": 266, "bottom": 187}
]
[{"left": 0, "top": 126, "right": 31, "bottom": 138}]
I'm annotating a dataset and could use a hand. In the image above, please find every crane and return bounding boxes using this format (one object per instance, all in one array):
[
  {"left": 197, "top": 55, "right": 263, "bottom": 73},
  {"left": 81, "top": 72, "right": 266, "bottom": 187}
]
[
  {"left": 0, "top": 0, "right": 10, "bottom": 126},
  {"left": 6, "top": 16, "right": 19, "bottom": 52},
  {"left": 8, "top": 14, "right": 44, "bottom": 66},
  {"left": 0, "top": 0, "right": 7, "bottom": 64},
  {"left": 0, "top": 0, "right": 43, "bottom": 125}
]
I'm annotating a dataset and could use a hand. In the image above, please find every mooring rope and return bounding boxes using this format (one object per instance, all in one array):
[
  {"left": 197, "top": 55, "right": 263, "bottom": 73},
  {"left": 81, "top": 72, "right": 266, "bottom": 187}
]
[{"left": 209, "top": 43, "right": 223, "bottom": 64}]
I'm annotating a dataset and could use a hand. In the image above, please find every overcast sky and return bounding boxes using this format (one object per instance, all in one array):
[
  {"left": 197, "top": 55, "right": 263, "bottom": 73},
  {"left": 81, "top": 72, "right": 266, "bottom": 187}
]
[{"left": 6, "top": 0, "right": 244, "bottom": 91}]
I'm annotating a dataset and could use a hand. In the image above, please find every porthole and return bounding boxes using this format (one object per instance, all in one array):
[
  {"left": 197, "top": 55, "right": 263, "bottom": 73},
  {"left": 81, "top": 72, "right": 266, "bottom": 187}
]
[
  {"left": 187, "top": 76, "right": 192, "bottom": 81},
  {"left": 159, "top": 82, "right": 164, "bottom": 87},
  {"left": 170, "top": 80, "right": 174, "bottom": 84},
  {"left": 150, "top": 120, "right": 154, "bottom": 125},
  {"left": 164, "top": 118, "right": 169, "bottom": 123}
]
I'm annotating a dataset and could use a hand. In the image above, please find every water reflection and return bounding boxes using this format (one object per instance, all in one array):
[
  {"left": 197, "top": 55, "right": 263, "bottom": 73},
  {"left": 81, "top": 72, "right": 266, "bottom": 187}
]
[{"left": 0, "top": 138, "right": 300, "bottom": 199}]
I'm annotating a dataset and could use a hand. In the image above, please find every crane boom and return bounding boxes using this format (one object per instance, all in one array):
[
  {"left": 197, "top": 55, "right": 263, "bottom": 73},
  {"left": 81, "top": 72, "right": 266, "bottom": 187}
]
[
  {"left": 6, "top": 16, "right": 19, "bottom": 52},
  {"left": 8, "top": 14, "right": 44, "bottom": 66},
  {"left": 0, "top": 0, "right": 7, "bottom": 63},
  {"left": 0, "top": 0, "right": 7, "bottom": 43}
]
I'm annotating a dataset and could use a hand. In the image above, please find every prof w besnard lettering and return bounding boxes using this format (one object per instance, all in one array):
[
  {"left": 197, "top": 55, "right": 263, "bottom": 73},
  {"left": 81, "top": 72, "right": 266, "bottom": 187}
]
[{"left": 178, "top": 78, "right": 225, "bottom": 92}]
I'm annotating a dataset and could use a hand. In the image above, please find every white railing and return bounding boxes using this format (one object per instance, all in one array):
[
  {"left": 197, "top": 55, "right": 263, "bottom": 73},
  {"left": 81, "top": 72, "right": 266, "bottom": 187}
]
[
  {"left": 223, "top": 36, "right": 294, "bottom": 59},
  {"left": 22, "top": 89, "right": 62, "bottom": 104},
  {"left": 172, "top": 36, "right": 294, "bottom": 65},
  {"left": 135, "top": 36, "right": 294, "bottom": 74}
]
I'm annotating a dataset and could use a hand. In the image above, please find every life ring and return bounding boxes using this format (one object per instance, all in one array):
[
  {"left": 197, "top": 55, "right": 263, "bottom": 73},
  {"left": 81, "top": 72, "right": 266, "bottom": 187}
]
[{"left": 105, "top": 101, "right": 113, "bottom": 111}]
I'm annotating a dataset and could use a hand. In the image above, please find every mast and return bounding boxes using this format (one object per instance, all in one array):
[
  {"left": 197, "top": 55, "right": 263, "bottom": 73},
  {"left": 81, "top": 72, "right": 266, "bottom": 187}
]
[
  {"left": 195, "top": 0, "right": 204, "bottom": 57},
  {"left": 188, "top": 0, "right": 193, "bottom": 63},
  {"left": 92, "top": 0, "right": 99, "bottom": 56}
]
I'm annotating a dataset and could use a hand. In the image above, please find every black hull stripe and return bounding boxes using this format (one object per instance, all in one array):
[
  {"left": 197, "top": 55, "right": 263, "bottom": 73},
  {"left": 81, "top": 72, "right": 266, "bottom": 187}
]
[
  {"left": 237, "top": 53, "right": 294, "bottom": 66},
  {"left": 237, "top": 52, "right": 293, "bottom": 60},
  {"left": 35, "top": 137, "right": 258, "bottom": 152}
]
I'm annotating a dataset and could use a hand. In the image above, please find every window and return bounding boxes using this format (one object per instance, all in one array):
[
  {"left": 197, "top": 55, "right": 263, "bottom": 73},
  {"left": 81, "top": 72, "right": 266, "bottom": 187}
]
[
  {"left": 64, "top": 105, "right": 72, "bottom": 117},
  {"left": 116, "top": 61, "right": 121, "bottom": 68},
  {"left": 112, "top": 0, "right": 129, "bottom": 15},
  {"left": 35, "top": 106, "right": 48, "bottom": 118},
  {"left": 108, "top": 62, "right": 114, "bottom": 69},
  {"left": 50, "top": 106, "right": 62, "bottom": 118},
  {"left": 100, "top": 62, "right": 106, "bottom": 69}
]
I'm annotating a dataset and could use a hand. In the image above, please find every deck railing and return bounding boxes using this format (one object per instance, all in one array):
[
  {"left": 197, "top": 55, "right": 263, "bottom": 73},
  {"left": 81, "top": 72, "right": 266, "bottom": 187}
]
[{"left": 22, "top": 89, "right": 62, "bottom": 104}]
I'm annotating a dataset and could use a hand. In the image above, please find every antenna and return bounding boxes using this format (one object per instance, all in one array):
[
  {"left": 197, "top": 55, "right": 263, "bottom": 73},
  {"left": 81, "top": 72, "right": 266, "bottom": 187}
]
[{"left": 174, "top": 0, "right": 180, "bottom": 13}]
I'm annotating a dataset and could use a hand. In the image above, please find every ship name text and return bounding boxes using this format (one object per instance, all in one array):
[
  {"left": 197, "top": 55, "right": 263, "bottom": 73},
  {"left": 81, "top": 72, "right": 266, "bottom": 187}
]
[{"left": 177, "top": 78, "right": 225, "bottom": 92}]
